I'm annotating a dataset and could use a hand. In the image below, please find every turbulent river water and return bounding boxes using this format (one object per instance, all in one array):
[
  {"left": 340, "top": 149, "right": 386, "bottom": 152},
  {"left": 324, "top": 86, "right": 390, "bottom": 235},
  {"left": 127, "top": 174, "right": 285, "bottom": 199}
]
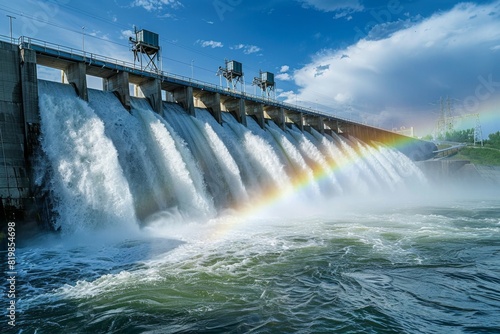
[
  {"left": 1, "top": 80, "right": 499, "bottom": 333},
  {"left": 7, "top": 194, "right": 500, "bottom": 334}
]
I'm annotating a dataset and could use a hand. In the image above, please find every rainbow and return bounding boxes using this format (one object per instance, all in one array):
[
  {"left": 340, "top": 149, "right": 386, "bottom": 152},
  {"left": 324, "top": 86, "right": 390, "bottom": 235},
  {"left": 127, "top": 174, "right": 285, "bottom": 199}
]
[
  {"left": 466, "top": 100, "right": 500, "bottom": 138},
  {"left": 207, "top": 134, "right": 423, "bottom": 240}
]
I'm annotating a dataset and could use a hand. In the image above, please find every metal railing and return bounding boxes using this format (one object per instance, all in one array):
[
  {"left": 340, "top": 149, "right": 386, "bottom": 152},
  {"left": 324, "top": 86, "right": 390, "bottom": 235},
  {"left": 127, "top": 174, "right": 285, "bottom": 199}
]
[{"left": 0, "top": 34, "right": 14, "bottom": 44}]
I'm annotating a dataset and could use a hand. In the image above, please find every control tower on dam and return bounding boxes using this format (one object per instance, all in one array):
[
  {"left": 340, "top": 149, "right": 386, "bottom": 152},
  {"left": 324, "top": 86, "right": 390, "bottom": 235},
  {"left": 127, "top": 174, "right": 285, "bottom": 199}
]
[{"left": 0, "top": 36, "right": 437, "bottom": 225}]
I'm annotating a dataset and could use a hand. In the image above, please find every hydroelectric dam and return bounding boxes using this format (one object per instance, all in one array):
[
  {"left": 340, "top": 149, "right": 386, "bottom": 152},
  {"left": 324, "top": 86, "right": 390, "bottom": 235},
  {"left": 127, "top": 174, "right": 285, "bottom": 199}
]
[{"left": 0, "top": 35, "right": 436, "bottom": 230}]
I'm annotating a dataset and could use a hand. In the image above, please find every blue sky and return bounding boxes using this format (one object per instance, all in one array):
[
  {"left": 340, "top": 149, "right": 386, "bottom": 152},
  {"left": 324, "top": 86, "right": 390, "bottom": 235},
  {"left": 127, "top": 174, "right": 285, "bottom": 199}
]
[{"left": 1, "top": 0, "right": 499, "bottom": 138}]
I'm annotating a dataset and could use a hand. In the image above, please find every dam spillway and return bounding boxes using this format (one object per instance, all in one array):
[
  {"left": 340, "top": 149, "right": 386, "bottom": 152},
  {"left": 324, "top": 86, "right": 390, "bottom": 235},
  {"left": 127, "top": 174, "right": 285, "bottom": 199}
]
[{"left": 0, "top": 36, "right": 436, "bottom": 230}]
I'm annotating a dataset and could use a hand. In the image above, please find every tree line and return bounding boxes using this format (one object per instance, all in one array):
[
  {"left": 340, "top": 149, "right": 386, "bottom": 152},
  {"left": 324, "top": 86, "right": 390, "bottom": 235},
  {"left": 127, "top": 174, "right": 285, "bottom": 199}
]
[{"left": 424, "top": 129, "right": 500, "bottom": 148}]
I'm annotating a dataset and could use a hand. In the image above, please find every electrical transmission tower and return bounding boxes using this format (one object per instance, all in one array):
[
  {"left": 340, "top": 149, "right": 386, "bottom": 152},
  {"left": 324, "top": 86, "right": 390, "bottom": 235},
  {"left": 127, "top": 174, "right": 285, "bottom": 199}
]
[
  {"left": 435, "top": 96, "right": 454, "bottom": 139},
  {"left": 434, "top": 96, "right": 483, "bottom": 146},
  {"left": 464, "top": 113, "right": 484, "bottom": 146}
]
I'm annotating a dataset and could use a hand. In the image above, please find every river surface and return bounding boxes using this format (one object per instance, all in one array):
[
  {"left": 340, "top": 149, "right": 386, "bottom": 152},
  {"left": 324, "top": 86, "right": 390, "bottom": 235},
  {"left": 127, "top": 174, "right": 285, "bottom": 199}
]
[{"left": 5, "top": 191, "right": 500, "bottom": 334}]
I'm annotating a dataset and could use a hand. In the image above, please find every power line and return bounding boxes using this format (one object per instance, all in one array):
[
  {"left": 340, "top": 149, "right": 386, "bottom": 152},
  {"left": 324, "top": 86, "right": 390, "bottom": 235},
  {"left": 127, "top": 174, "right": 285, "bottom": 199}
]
[
  {"left": 2, "top": 5, "right": 241, "bottom": 76},
  {"left": 0, "top": 3, "right": 346, "bottom": 111},
  {"left": 0, "top": 4, "right": 210, "bottom": 61},
  {"left": 51, "top": 2, "right": 224, "bottom": 61},
  {"left": 0, "top": 5, "right": 220, "bottom": 74},
  {"left": 0, "top": 2, "right": 299, "bottom": 81}
]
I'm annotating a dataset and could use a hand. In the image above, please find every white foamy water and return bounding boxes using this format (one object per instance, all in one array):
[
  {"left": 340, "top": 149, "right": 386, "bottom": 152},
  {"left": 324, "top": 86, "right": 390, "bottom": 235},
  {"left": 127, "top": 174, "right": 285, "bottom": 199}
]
[
  {"left": 11, "top": 80, "right": 499, "bottom": 334},
  {"left": 37, "top": 81, "right": 136, "bottom": 233}
]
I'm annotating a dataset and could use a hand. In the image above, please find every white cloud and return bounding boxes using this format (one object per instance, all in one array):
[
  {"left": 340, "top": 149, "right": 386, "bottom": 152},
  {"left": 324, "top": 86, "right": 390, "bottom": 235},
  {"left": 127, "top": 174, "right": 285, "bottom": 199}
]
[
  {"left": 197, "top": 40, "right": 223, "bottom": 48},
  {"left": 88, "top": 30, "right": 110, "bottom": 41},
  {"left": 276, "top": 73, "right": 292, "bottom": 81},
  {"left": 289, "top": 1, "right": 500, "bottom": 136},
  {"left": 158, "top": 13, "right": 176, "bottom": 19},
  {"left": 278, "top": 90, "right": 298, "bottom": 101},
  {"left": 334, "top": 12, "right": 353, "bottom": 21},
  {"left": 299, "top": 0, "right": 363, "bottom": 14},
  {"left": 120, "top": 30, "right": 135, "bottom": 40},
  {"left": 245, "top": 45, "right": 261, "bottom": 54},
  {"left": 276, "top": 65, "right": 292, "bottom": 80},
  {"left": 231, "top": 44, "right": 262, "bottom": 54},
  {"left": 130, "top": 0, "right": 182, "bottom": 11}
]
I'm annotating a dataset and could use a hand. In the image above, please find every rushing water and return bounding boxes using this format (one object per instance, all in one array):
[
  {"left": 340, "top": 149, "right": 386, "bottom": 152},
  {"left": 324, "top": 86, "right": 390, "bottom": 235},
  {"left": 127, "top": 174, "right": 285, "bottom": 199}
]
[{"left": 2, "top": 81, "right": 499, "bottom": 333}]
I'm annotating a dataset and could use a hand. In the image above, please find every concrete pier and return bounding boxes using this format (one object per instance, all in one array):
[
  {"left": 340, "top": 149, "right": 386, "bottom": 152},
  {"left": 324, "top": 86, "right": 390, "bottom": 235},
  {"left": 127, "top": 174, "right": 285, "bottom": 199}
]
[
  {"left": 103, "top": 71, "right": 131, "bottom": 110},
  {"left": 245, "top": 102, "right": 265, "bottom": 128},
  {"left": 305, "top": 115, "right": 325, "bottom": 134},
  {"left": 222, "top": 97, "right": 247, "bottom": 126},
  {"left": 197, "top": 92, "right": 222, "bottom": 123},
  {"left": 264, "top": 106, "right": 286, "bottom": 130},
  {"left": 172, "top": 86, "right": 195, "bottom": 116},
  {"left": 139, "top": 78, "right": 162, "bottom": 114},
  {"left": 286, "top": 112, "right": 304, "bottom": 132},
  {"left": 63, "top": 62, "right": 88, "bottom": 101}
]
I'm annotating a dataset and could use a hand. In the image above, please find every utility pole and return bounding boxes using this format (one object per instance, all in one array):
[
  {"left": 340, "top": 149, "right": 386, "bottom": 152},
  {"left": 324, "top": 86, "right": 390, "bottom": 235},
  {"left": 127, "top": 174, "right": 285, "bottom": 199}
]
[
  {"left": 82, "top": 26, "right": 85, "bottom": 52},
  {"left": 7, "top": 15, "right": 16, "bottom": 43}
]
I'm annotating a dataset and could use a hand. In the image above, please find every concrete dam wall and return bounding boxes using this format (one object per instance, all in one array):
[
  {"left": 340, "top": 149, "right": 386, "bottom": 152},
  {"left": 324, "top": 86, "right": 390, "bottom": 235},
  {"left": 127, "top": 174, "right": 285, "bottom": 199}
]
[
  {"left": 0, "top": 40, "right": 39, "bottom": 224},
  {"left": 0, "top": 37, "right": 437, "bottom": 228}
]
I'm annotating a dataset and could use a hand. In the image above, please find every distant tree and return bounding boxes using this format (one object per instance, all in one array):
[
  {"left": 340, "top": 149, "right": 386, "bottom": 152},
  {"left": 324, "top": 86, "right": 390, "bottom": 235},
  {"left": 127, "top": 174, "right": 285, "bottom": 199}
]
[
  {"left": 445, "top": 128, "right": 474, "bottom": 143},
  {"left": 486, "top": 131, "right": 500, "bottom": 148}
]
